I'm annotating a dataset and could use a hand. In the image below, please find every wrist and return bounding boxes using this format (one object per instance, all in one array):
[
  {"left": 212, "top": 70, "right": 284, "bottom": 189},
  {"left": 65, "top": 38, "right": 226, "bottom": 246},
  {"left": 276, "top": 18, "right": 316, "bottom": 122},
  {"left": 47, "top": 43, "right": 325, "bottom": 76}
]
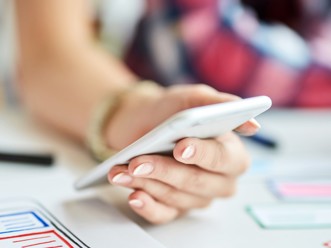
[{"left": 86, "top": 80, "right": 163, "bottom": 161}]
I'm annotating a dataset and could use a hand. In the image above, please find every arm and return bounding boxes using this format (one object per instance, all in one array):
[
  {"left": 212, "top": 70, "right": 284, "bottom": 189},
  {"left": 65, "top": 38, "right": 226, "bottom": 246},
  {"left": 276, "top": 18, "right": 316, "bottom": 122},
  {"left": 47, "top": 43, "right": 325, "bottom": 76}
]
[
  {"left": 15, "top": 0, "right": 138, "bottom": 141},
  {"left": 15, "top": 0, "right": 260, "bottom": 224}
]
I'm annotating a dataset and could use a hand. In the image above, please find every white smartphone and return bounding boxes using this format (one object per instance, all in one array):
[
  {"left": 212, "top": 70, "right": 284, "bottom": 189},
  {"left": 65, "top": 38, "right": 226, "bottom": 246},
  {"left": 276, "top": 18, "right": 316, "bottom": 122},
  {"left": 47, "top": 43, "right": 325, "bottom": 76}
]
[
  {"left": 0, "top": 198, "right": 89, "bottom": 248},
  {"left": 75, "top": 96, "right": 272, "bottom": 190}
]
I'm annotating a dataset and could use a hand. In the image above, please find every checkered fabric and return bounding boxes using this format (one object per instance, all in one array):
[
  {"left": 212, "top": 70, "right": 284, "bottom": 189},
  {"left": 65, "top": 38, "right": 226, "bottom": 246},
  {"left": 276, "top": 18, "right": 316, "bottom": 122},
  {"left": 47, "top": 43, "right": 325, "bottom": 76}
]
[{"left": 125, "top": 0, "right": 331, "bottom": 107}]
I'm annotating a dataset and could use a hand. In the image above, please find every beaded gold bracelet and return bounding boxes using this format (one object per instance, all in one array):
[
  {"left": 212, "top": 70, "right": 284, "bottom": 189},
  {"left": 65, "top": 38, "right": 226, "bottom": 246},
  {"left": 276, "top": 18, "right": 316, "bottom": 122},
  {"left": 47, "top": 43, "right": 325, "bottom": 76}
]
[{"left": 85, "top": 80, "right": 160, "bottom": 162}]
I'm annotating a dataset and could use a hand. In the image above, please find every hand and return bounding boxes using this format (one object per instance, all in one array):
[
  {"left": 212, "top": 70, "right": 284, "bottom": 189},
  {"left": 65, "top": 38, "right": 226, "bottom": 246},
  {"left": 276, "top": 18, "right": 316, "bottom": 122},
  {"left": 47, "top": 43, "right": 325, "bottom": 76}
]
[{"left": 106, "top": 84, "right": 260, "bottom": 224}]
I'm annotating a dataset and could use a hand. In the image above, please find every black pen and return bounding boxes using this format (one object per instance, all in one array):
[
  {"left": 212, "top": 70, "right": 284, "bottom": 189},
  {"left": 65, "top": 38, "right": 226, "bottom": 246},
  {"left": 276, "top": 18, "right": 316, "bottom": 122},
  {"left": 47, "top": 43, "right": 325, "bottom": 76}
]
[
  {"left": 247, "top": 133, "right": 278, "bottom": 149},
  {"left": 0, "top": 151, "right": 54, "bottom": 166}
]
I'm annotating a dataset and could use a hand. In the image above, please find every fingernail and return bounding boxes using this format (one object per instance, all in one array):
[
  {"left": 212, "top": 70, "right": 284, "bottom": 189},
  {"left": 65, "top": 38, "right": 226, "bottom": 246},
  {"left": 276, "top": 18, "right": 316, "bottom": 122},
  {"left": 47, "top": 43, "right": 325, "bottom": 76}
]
[
  {"left": 182, "top": 145, "right": 195, "bottom": 160},
  {"left": 133, "top": 163, "right": 154, "bottom": 176},
  {"left": 112, "top": 173, "right": 133, "bottom": 185},
  {"left": 129, "top": 199, "right": 144, "bottom": 208},
  {"left": 250, "top": 118, "right": 261, "bottom": 129}
]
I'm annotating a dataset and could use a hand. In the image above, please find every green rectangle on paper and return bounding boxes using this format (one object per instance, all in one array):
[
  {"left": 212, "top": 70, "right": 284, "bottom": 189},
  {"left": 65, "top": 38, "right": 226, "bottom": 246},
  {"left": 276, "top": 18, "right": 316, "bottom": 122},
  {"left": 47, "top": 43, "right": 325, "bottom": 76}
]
[{"left": 247, "top": 204, "right": 331, "bottom": 229}]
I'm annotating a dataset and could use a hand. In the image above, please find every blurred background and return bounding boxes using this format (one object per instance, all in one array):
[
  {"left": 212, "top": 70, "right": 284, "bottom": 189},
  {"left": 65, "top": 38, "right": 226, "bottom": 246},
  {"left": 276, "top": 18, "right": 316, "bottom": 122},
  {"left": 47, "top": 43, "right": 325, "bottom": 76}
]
[
  {"left": 0, "top": 0, "right": 16, "bottom": 108},
  {"left": 1, "top": 0, "right": 331, "bottom": 108}
]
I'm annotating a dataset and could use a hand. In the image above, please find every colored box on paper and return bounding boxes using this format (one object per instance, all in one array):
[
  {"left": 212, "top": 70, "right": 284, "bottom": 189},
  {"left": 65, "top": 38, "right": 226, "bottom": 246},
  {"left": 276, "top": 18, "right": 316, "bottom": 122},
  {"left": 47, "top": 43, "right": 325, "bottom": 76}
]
[
  {"left": 0, "top": 211, "right": 48, "bottom": 234},
  {"left": 268, "top": 179, "right": 331, "bottom": 202},
  {"left": 247, "top": 204, "right": 331, "bottom": 229},
  {"left": 0, "top": 230, "right": 74, "bottom": 248}
]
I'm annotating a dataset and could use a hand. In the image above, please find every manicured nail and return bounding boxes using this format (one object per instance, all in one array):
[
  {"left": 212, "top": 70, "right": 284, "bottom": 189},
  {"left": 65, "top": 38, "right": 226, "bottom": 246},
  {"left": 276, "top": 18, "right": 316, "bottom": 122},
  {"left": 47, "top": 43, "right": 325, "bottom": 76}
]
[
  {"left": 250, "top": 118, "right": 261, "bottom": 129},
  {"left": 182, "top": 145, "right": 195, "bottom": 159},
  {"left": 129, "top": 199, "right": 144, "bottom": 208},
  {"left": 112, "top": 173, "right": 133, "bottom": 184},
  {"left": 133, "top": 163, "right": 154, "bottom": 176}
]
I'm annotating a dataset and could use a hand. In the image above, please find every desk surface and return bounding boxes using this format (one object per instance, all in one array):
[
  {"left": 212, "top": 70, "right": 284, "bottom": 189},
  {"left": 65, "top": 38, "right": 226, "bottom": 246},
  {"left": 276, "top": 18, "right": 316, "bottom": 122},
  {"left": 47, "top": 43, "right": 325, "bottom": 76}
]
[{"left": 1, "top": 109, "right": 331, "bottom": 248}]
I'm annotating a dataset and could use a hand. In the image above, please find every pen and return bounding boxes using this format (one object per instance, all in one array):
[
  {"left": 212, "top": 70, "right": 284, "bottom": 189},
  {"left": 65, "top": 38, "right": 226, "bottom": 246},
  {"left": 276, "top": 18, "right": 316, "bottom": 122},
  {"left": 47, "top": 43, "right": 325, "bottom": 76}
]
[
  {"left": 247, "top": 133, "right": 278, "bottom": 149},
  {"left": 0, "top": 151, "right": 54, "bottom": 166}
]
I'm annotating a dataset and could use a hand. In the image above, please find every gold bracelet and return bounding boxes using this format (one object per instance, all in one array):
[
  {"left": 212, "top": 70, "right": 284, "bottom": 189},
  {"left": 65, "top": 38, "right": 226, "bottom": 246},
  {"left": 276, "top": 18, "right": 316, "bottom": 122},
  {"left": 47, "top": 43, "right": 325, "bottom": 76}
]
[{"left": 86, "top": 80, "right": 160, "bottom": 162}]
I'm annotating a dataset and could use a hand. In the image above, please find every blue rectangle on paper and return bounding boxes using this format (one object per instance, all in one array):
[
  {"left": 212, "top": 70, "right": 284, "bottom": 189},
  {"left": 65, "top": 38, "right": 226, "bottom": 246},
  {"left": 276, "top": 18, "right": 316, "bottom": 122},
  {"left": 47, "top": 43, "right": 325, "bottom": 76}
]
[{"left": 0, "top": 211, "right": 48, "bottom": 234}]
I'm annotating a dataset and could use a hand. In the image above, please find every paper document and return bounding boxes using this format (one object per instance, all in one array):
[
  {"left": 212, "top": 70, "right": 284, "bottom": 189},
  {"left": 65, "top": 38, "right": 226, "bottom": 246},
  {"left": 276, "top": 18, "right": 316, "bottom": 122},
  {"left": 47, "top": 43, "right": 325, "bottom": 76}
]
[
  {"left": 0, "top": 198, "right": 165, "bottom": 248},
  {"left": 0, "top": 200, "right": 88, "bottom": 248}
]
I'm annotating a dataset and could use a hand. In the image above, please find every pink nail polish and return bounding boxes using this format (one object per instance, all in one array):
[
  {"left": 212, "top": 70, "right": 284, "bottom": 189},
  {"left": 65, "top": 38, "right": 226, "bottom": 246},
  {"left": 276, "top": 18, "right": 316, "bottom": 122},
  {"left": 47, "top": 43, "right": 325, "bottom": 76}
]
[
  {"left": 133, "top": 163, "right": 154, "bottom": 176},
  {"left": 250, "top": 118, "right": 261, "bottom": 129},
  {"left": 129, "top": 199, "right": 144, "bottom": 208},
  {"left": 112, "top": 173, "right": 132, "bottom": 184},
  {"left": 182, "top": 145, "right": 195, "bottom": 159}
]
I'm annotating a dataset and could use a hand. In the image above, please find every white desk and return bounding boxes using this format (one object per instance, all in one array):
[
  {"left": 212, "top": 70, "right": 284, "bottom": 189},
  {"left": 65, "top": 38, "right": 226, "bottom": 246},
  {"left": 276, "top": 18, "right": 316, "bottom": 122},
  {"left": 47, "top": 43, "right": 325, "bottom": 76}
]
[
  {"left": 1, "top": 109, "right": 331, "bottom": 248},
  {"left": 0, "top": 111, "right": 165, "bottom": 248}
]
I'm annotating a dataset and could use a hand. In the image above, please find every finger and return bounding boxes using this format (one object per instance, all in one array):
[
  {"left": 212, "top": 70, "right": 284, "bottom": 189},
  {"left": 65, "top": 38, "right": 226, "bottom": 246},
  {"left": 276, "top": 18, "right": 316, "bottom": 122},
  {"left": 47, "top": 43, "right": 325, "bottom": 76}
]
[
  {"left": 128, "top": 190, "right": 182, "bottom": 225},
  {"left": 234, "top": 118, "right": 261, "bottom": 136},
  {"left": 108, "top": 165, "right": 131, "bottom": 184},
  {"left": 127, "top": 155, "right": 237, "bottom": 198},
  {"left": 173, "top": 134, "right": 250, "bottom": 176},
  {"left": 168, "top": 84, "right": 241, "bottom": 109},
  {"left": 169, "top": 85, "right": 261, "bottom": 135},
  {"left": 109, "top": 171, "right": 212, "bottom": 210}
]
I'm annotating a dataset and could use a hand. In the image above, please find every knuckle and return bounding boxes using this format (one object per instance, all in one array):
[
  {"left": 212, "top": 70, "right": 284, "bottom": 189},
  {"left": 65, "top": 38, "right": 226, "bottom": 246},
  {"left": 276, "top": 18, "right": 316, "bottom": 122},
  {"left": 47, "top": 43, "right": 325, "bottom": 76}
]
[
  {"left": 148, "top": 212, "right": 171, "bottom": 225},
  {"left": 197, "top": 198, "right": 213, "bottom": 209},
  {"left": 239, "top": 154, "right": 251, "bottom": 174},
  {"left": 232, "top": 150, "right": 251, "bottom": 176},
  {"left": 196, "top": 141, "right": 224, "bottom": 172},
  {"left": 153, "top": 156, "right": 171, "bottom": 177},
  {"left": 186, "top": 168, "right": 206, "bottom": 190},
  {"left": 213, "top": 143, "right": 227, "bottom": 171},
  {"left": 195, "top": 144, "right": 209, "bottom": 166},
  {"left": 210, "top": 149, "right": 224, "bottom": 171},
  {"left": 154, "top": 163, "right": 172, "bottom": 183},
  {"left": 191, "top": 84, "right": 213, "bottom": 94},
  {"left": 160, "top": 187, "right": 178, "bottom": 206},
  {"left": 218, "top": 182, "right": 237, "bottom": 198},
  {"left": 133, "top": 177, "right": 148, "bottom": 189},
  {"left": 126, "top": 178, "right": 147, "bottom": 189},
  {"left": 180, "top": 85, "right": 216, "bottom": 108},
  {"left": 178, "top": 197, "right": 212, "bottom": 210}
]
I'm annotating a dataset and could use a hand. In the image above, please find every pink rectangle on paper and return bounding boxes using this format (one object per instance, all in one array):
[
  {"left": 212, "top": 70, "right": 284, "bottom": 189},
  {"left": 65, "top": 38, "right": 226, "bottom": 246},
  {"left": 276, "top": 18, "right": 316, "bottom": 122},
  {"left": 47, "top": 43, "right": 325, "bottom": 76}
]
[{"left": 275, "top": 181, "right": 331, "bottom": 198}]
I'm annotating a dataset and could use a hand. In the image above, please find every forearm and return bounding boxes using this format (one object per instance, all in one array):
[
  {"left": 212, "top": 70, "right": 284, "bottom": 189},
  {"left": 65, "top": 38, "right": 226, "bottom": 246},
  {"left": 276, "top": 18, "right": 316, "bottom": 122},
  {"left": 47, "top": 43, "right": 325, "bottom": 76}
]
[
  {"left": 15, "top": 0, "right": 138, "bottom": 141},
  {"left": 19, "top": 46, "right": 137, "bottom": 141}
]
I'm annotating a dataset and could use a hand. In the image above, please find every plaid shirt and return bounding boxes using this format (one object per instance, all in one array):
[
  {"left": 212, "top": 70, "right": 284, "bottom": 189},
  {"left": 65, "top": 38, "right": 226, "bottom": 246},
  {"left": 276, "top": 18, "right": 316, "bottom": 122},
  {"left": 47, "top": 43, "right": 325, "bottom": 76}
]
[{"left": 125, "top": 0, "right": 331, "bottom": 107}]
